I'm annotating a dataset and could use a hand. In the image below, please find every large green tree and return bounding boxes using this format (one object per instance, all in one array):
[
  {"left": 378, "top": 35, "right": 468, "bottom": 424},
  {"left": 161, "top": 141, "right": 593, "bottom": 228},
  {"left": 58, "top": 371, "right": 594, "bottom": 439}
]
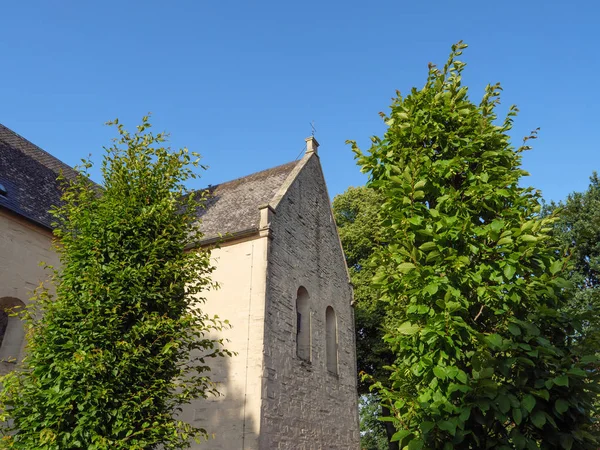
[
  {"left": 349, "top": 42, "right": 600, "bottom": 449},
  {"left": 546, "top": 173, "right": 600, "bottom": 343},
  {"left": 0, "top": 117, "right": 231, "bottom": 449}
]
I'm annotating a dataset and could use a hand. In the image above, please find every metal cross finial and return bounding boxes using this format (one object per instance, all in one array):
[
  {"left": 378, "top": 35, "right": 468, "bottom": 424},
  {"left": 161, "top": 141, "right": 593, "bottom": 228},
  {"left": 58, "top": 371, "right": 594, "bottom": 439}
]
[{"left": 310, "top": 121, "right": 316, "bottom": 137}]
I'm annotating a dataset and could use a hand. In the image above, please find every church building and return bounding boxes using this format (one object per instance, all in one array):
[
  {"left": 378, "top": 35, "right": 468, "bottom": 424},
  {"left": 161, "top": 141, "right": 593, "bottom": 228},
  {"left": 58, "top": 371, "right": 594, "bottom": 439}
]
[{"left": 0, "top": 124, "right": 360, "bottom": 449}]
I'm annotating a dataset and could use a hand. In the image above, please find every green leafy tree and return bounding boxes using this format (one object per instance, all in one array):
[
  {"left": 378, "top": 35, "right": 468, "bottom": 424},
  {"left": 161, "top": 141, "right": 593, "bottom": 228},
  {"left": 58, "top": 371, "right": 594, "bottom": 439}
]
[
  {"left": 333, "top": 187, "right": 397, "bottom": 449},
  {"left": 333, "top": 186, "right": 392, "bottom": 389},
  {"left": 359, "top": 394, "right": 391, "bottom": 450},
  {"left": 349, "top": 42, "right": 600, "bottom": 449},
  {"left": 546, "top": 173, "right": 600, "bottom": 341},
  {"left": 0, "top": 117, "right": 231, "bottom": 449}
]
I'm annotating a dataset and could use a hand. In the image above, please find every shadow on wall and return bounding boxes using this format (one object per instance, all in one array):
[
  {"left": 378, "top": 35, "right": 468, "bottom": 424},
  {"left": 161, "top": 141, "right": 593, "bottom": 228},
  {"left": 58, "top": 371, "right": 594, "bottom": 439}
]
[
  {"left": 183, "top": 348, "right": 258, "bottom": 450},
  {"left": 0, "top": 294, "right": 259, "bottom": 448}
]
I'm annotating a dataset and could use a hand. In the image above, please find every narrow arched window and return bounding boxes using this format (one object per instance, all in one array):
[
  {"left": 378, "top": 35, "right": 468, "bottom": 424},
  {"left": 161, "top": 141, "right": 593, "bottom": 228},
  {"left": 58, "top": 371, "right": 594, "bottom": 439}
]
[
  {"left": 296, "top": 287, "right": 311, "bottom": 362},
  {"left": 0, "top": 297, "right": 26, "bottom": 363},
  {"left": 326, "top": 306, "right": 338, "bottom": 374}
]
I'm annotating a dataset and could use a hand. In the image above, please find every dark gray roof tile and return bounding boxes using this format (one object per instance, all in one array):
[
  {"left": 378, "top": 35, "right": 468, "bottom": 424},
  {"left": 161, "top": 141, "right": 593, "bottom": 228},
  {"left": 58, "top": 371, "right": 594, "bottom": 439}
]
[
  {"left": 0, "top": 124, "right": 80, "bottom": 228},
  {"left": 196, "top": 161, "right": 298, "bottom": 241}
]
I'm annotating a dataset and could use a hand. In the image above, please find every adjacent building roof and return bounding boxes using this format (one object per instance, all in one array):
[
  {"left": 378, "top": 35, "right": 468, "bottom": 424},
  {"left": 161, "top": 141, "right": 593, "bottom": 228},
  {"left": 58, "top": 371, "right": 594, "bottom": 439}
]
[
  {"left": 0, "top": 124, "right": 80, "bottom": 229},
  {"left": 196, "top": 161, "right": 299, "bottom": 242},
  {"left": 0, "top": 122, "right": 300, "bottom": 239}
]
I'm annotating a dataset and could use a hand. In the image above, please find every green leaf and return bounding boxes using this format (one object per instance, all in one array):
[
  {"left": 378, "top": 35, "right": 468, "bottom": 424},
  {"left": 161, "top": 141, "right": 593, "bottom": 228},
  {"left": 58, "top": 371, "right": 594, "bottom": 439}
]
[
  {"left": 520, "top": 234, "right": 538, "bottom": 242},
  {"left": 497, "top": 395, "right": 510, "bottom": 414},
  {"left": 398, "top": 262, "right": 417, "bottom": 273},
  {"left": 433, "top": 366, "right": 447, "bottom": 380},
  {"left": 567, "top": 367, "right": 587, "bottom": 377},
  {"left": 513, "top": 407, "right": 523, "bottom": 425},
  {"left": 446, "top": 301, "right": 460, "bottom": 312},
  {"left": 416, "top": 304, "right": 430, "bottom": 314},
  {"left": 420, "top": 421, "right": 435, "bottom": 434},
  {"left": 511, "top": 429, "right": 527, "bottom": 450},
  {"left": 531, "top": 411, "right": 546, "bottom": 429},
  {"left": 497, "top": 237, "right": 512, "bottom": 246},
  {"left": 533, "top": 389, "right": 550, "bottom": 401},
  {"left": 408, "top": 439, "right": 424, "bottom": 450},
  {"left": 419, "top": 242, "right": 437, "bottom": 251},
  {"left": 553, "top": 375, "right": 569, "bottom": 387},
  {"left": 398, "top": 321, "right": 420, "bottom": 335},
  {"left": 459, "top": 406, "right": 471, "bottom": 421},
  {"left": 426, "top": 250, "right": 441, "bottom": 262},
  {"left": 424, "top": 283, "right": 439, "bottom": 295},
  {"left": 485, "top": 333, "right": 503, "bottom": 349},
  {"left": 503, "top": 264, "right": 516, "bottom": 279},
  {"left": 438, "top": 420, "right": 457, "bottom": 436},
  {"left": 549, "top": 260, "right": 562, "bottom": 275},
  {"left": 491, "top": 219, "right": 504, "bottom": 232},
  {"left": 555, "top": 398, "right": 569, "bottom": 414},
  {"left": 161, "top": 341, "right": 174, "bottom": 355},
  {"left": 414, "top": 180, "right": 427, "bottom": 190},
  {"left": 507, "top": 323, "right": 521, "bottom": 336},
  {"left": 390, "top": 429, "right": 411, "bottom": 443},
  {"left": 522, "top": 394, "right": 536, "bottom": 413}
]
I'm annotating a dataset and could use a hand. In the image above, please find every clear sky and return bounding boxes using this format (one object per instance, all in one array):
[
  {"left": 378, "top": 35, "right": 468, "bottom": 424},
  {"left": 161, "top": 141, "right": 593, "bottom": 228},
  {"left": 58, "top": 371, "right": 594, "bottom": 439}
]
[{"left": 1, "top": 0, "right": 598, "bottom": 202}]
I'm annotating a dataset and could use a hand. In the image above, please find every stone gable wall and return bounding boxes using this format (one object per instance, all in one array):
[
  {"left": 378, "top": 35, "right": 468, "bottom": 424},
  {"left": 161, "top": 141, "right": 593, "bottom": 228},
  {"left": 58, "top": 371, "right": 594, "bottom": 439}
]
[{"left": 261, "top": 154, "right": 360, "bottom": 449}]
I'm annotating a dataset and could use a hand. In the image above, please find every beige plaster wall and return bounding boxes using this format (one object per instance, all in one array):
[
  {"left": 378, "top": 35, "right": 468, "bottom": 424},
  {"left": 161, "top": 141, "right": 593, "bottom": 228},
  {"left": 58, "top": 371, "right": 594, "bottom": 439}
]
[
  {"left": 0, "top": 209, "right": 57, "bottom": 301},
  {"left": 184, "top": 235, "right": 269, "bottom": 449},
  {"left": 0, "top": 209, "right": 58, "bottom": 374}
]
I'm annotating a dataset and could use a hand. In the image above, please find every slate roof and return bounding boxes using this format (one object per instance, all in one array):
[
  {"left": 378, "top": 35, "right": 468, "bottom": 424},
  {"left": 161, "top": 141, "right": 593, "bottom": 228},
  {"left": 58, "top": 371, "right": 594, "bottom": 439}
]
[
  {"left": 0, "top": 124, "right": 80, "bottom": 229},
  {"left": 0, "top": 123, "right": 300, "bottom": 238},
  {"left": 196, "top": 160, "right": 298, "bottom": 242}
]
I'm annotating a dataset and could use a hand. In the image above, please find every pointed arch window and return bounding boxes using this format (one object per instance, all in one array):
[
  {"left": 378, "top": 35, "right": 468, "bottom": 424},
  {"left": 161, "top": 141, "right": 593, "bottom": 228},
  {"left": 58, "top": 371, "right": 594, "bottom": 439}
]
[
  {"left": 296, "top": 287, "right": 311, "bottom": 362},
  {"left": 326, "top": 306, "right": 338, "bottom": 374}
]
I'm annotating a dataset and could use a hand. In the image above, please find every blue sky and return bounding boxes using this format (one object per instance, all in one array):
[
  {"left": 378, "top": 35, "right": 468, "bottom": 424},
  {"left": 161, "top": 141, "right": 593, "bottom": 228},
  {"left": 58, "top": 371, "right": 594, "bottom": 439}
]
[{"left": 1, "top": 0, "right": 598, "bottom": 202}]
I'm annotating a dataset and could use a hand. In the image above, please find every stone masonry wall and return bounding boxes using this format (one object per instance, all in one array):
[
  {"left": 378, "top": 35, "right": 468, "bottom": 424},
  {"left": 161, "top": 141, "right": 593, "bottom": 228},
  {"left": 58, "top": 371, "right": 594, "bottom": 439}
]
[{"left": 261, "top": 154, "right": 360, "bottom": 449}]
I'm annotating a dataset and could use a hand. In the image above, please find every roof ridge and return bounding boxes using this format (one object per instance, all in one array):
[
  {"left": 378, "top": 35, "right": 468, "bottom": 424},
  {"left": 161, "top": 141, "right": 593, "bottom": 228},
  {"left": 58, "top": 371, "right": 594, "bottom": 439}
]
[{"left": 205, "top": 159, "right": 298, "bottom": 190}]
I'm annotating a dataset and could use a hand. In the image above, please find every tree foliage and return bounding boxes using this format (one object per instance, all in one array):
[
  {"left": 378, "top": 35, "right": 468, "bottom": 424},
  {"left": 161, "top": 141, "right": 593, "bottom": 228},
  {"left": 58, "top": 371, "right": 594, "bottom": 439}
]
[
  {"left": 546, "top": 173, "right": 600, "bottom": 342},
  {"left": 349, "top": 42, "right": 600, "bottom": 449},
  {"left": 360, "top": 394, "right": 391, "bottom": 450},
  {"left": 0, "top": 117, "right": 231, "bottom": 449},
  {"left": 333, "top": 186, "right": 392, "bottom": 390},
  {"left": 333, "top": 187, "right": 397, "bottom": 449}
]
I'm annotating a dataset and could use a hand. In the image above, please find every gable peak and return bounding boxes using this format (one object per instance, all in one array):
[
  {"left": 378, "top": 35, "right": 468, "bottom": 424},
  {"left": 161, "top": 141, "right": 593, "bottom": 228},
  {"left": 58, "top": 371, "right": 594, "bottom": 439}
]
[{"left": 305, "top": 136, "right": 319, "bottom": 155}]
